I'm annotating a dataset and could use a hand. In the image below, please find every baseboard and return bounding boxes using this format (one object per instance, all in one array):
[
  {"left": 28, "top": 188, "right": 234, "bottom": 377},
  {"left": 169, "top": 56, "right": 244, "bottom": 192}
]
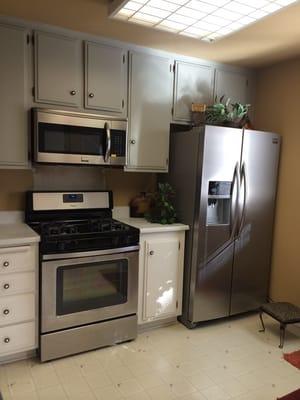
[
  {"left": 0, "top": 349, "right": 36, "bottom": 365},
  {"left": 138, "top": 317, "right": 178, "bottom": 333}
]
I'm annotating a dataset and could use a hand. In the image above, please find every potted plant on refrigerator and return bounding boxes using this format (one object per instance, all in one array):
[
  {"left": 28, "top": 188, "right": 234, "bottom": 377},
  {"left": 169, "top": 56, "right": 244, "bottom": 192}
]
[{"left": 205, "top": 96, "right": 251, "bottom": 128}]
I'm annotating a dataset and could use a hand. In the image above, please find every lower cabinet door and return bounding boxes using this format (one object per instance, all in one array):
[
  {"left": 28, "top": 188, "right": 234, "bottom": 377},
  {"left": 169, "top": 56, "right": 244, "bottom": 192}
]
[
  {"left": 0, "top": 272, "right": 35, "bottom": 296},
  {"left": 0, "top": 293, "right": 35, "bottom": 326},
  {"left": 0, "top": 321, "right": 35, "bottom": 356},
  {"left": 0, "top": 245, "right": 35, "bottom": 274},
  {"left": 143, "top": 239, "right": 180, "bottom": 320}
]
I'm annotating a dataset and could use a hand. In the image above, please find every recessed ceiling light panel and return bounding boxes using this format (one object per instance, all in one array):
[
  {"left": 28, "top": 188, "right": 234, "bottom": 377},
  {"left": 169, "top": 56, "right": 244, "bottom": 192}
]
[{"left": 109, "top": 0, "right": 299, "bottom": 41}]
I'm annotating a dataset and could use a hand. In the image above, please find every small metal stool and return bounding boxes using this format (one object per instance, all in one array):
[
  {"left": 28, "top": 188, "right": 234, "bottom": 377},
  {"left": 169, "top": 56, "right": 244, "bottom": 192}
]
[{"left": 259, "top": 302, "right": 300, "bottom": 348}]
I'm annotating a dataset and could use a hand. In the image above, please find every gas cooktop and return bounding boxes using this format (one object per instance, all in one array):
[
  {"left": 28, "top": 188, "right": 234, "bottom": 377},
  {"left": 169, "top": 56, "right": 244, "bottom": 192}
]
[{"left": 26, "top": 191, "right": 139, "bottom": 255}]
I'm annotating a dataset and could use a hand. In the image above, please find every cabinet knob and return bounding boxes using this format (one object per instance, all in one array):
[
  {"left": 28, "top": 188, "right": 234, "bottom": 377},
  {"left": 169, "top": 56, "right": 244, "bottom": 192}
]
[
  {"left": 70, "top": 90, "right": 77, "bottom": 96},
  {"left": 3, "top": 261, "right": 9, "bottom": 267},
  {"left": 149, "top": 250, "right": 154, "bottom": 256},
  {"left": 4, "top": 337, "right": 10, "bottom": 344},
  {"left": 3, "top": 309, "right": 10, "bottom": 315},
  {"left": 130, "top": 139, "right": 136, "bottom": 145},
  {"left": 88, "top": 93, "right": 94, "bottom": 98},
  {"left": 3, "top": 283, "right": 10, "bottom": 290}
]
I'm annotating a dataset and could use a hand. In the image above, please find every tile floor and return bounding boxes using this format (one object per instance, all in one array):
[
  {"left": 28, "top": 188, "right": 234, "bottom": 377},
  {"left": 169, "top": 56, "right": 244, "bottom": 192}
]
[{"left": 0, "top": 314, "right": 299, "bottom": 400}]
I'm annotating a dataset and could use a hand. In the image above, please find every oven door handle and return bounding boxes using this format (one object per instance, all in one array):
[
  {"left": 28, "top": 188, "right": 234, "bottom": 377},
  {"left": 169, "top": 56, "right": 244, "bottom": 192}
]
[
  {"left": 104, "top": 122, "right": 111, "bottom": 163},
  {"left": 42, "top": 245, "right": 140, "bottom": 261}
]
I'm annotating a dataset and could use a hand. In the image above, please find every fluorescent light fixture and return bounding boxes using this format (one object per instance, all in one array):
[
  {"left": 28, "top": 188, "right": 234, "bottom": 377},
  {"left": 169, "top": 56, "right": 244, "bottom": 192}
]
[{"left": 109, "top": 0, "right": 299, "bottom": 41}]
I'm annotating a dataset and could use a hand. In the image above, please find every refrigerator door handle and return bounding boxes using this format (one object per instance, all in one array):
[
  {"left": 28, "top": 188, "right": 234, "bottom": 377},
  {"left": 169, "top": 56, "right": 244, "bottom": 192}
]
[
  {"left": 230, "top": 162, "right": 240, "bottom": 240},
  {"left": 238, "top": 162, "right": 247, "bottom": 236}
]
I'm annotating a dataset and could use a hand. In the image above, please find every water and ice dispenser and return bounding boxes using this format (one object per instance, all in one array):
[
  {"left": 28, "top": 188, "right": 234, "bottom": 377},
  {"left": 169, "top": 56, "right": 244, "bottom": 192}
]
[{"left": 206, "top": 181, "right": 232, "bottom": 226}]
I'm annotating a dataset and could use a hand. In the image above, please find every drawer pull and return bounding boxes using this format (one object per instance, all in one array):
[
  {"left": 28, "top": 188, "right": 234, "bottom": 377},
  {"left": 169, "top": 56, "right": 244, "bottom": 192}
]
[
  {"left": 3, "top": 309, "right": 10, "bottom": 315},
  {"left": 149, "top": 250, "right": 154, "bottom": 256},
  {"left": 3, "top": 283, "right": 10, "bottom": 290},
  {"left": 4, "top": 337, "right": 10, "bottom": 344},
  {"left": 3, "top": 261, "right": 9, "bottom": 267}
]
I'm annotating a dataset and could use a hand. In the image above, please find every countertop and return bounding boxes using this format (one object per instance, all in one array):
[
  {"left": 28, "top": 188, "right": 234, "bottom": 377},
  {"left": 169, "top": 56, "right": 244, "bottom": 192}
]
[
  {"left": 117, "top": 217, "right": 189, "bottom": 234},
  {"left": 0, "top": 223, "right": 40, "bottom": 247}
]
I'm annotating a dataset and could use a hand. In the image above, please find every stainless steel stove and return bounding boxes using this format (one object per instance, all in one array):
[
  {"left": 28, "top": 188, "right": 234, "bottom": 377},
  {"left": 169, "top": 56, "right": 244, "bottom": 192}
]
[{"left": 26, "top": 191, "right": 139, "bottom": 362}]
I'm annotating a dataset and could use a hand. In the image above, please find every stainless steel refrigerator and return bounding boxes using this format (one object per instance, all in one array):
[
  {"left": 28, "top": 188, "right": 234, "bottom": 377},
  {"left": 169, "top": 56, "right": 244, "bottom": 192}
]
[{"left": 167, "top": 124, "right": 281, "bottom": 328}]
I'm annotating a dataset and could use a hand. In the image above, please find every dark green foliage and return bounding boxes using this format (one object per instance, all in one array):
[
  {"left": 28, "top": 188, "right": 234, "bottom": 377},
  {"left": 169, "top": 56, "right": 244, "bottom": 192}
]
[
  {"left": 145, "top": 183, "right": 177, "bottom": 225},
  {"left": 205, "top": 95, "right": 250, "bottom": 127}
]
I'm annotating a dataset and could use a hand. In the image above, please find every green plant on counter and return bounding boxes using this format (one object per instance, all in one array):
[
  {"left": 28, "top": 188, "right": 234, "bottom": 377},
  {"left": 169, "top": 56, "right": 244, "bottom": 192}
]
[
  {"left": 205, "top": 95, "right": 250, "bottom": 128},
  {"left": 145, "top": 183, "right": 177, "bottom": 225}
]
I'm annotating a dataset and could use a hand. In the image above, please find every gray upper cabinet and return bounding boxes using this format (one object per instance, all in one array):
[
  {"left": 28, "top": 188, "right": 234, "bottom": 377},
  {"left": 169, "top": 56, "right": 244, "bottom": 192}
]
[
  {"left": 214, "top": 69, "right": 249, "bottom": 104},
  {"left": 127, "top": 51, "right": 173, "bottom": 172},
  {"left": 0, "top": 24, "right": 28, "bottom": 167},
  {"left": 85, "top": 42, "right": 127, "bottom": 115},
  {"left": 34, "top": 31, "right": 82, "bottom": 107},
  {"left": 173, "top": 61, "right": 214, "bottom": 122}
]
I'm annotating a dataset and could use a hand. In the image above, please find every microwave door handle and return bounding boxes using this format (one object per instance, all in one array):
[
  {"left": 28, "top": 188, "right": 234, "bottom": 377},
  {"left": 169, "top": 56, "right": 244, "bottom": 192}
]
[{"left": 104, "top": 122, "right": 111, "bottom": 163}]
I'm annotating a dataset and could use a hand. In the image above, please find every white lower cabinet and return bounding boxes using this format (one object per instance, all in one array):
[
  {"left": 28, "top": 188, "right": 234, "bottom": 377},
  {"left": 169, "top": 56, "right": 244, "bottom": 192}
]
[
  {"left": 138, "top": 230, "right": 186, "bottom": 325},
  {"left": 0, "top": 293, "right": 35, "bottom": 327},
  {"left": 0, "top": 245, "right": 35, "bottom": 274},
  {"left": 0, "top": 272, "right": 35, "bottom": 296},
  {"left": 0, "top": 322, "right": 35, "bottom": 357},
  {"left": 0, "top": 244, "right": 38, "bottom": 360}
]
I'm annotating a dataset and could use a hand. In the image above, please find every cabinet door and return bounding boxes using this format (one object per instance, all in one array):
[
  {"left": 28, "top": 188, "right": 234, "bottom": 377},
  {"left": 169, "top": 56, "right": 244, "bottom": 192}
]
[
  {"left": 0, "top": 24, "right": 28, "bottom": 166},
  {"left": 214, "top": 69, "right": 249, "bottom": 104},
  {"left": 34, "top": 31, "right": 81, "bottom": 106},
  {"left": 85, "top": 42, "right": 127, "bottom": 115},
  {"left": 173, "top": 61, "right": 214, "bottom": 122},
  {"left": 0, "top": 321, "right": 36, "bottom": 356},
  {"left": 144, "top": 239, "right": 180, "bottom": 319},
  {"left": 127, "top": 51, "right": 173, "bottom": 172}
]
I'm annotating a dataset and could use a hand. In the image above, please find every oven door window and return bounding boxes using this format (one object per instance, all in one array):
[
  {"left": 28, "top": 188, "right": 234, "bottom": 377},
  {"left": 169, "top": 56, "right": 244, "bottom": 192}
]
[
  {"left": 56, "top": 260, "right": 128, "bottom": 315},
  {"left": 38, "top": 122, "right": 107, "bottom": 156}
]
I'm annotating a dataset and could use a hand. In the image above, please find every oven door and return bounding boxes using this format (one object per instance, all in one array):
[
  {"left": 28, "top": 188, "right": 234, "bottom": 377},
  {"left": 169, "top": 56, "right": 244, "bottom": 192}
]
[{"left": 41, "top": 249, "right": 138, "bottom": 333}]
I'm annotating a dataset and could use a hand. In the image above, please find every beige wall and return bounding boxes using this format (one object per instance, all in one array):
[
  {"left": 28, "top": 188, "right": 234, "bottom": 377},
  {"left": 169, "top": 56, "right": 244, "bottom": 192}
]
[
  {"left": 1, "top": 0, "right": 300, "bottom": 67},
  {"left": 0, "top": 168, "right": 156, "bottom": 210},
  {"left": 255, "top": 57, "right": 300, "bottom": 306},
  {"left": 0, "top": 170, "right": 33, "bottom": 210}
]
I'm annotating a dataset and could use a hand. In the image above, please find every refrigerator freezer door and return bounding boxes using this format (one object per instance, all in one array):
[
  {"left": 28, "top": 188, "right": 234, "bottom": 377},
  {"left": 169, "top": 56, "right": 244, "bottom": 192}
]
[
  {"left": 190, "top": 125, "right": 243, "bottom": 323},
  {"left": 230, "top": 130, "right": 280, "bottom": 315}
]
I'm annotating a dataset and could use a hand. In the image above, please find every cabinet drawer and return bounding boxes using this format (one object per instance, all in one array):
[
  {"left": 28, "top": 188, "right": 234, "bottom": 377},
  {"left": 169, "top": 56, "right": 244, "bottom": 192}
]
[
  {"left": 0, "top": 293, "right": 35, "bottom": 326},
  {"left": 0, "top": 321, "right": 36, "bottom": 356},
  {"left": 0, "top": 246, "right": 35, "bottom": 274},
  {"left": 0, "top": 272, "right": 35, "bottom": 296}
]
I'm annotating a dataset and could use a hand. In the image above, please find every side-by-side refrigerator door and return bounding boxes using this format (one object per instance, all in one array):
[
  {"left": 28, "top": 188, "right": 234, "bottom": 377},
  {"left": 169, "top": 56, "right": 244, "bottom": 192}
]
[
  {"left": 190, "top": 125, "right": 243, "bottom": 323},
  {"left": 230, "top": 130, "right": 281, "bottom": 315}
]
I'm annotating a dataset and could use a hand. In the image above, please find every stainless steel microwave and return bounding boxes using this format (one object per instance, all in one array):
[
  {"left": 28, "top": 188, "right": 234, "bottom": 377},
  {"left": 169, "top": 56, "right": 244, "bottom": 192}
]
[{"left": 33, "top": 108, "right": 127, "bottom": 166}]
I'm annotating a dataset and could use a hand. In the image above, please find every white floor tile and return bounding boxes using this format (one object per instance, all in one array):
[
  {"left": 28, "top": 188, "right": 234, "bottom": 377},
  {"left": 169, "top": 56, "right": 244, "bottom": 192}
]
[
  {"left": 92, "top": 384, "right": 124, "bottom": 400},
  {"left": 37, "top": 385, "right": 68, "bottom": 400},
  {"left": 186, "top": 370, "right": 216, "bottom": 390},
  {"left": 169, "top": 378, "right": 197, "bottom": 396},
  {"left": 199, "top": 384, "right": 232, "bottom": 400},
  {"left": 135, "top": 372, "right": 165, "bottom": 390},
  {"left": 146, "top": 383, "right": 178, "bottom": 400},
  {"left": 116, "top": 378, "right": 144, "bottom": 397},
  {"left": 1, "top": 314, "right": 299, "bottom": 400}
]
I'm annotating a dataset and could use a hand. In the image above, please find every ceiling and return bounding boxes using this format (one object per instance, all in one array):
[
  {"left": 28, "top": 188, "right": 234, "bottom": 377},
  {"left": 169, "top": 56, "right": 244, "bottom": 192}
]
[{"left": 0, "top": 0, "right": 300, "bottom": 68}]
